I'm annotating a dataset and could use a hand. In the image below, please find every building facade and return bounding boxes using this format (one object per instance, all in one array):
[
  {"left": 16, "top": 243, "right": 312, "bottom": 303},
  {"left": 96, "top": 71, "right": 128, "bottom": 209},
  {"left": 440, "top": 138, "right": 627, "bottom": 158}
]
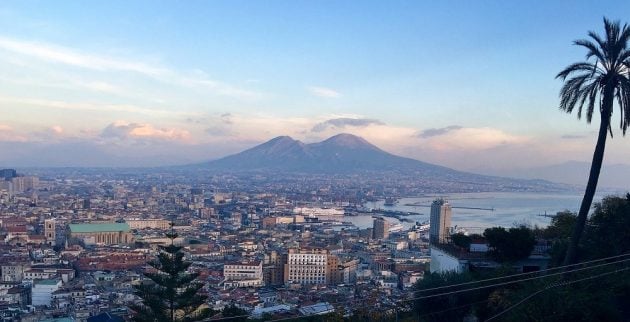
[
  {"left": 68, "top": 223, "right": 133, "bottom": 245},
  {"left": 373, "top": 217, "right": 389, "bottom": 240},
  {"left": 31, "top": 279, "right": 62, "bottom": 307},
  {"left": 284, "top": 248, "right": 329, "bottom": 286},
  {"left": 429, "top": 198, "right": 452, "bottom": 244},
  {"left": 1, "top": 262, "right": 29, "bottom": 282},
  {"left": 223, "top": 261, "right": 263, "bottom": 288},
  {"left": 44, "top": 219, "right": 56, "bottom": 246},
  {"left": 125, "top": 219, "right": 171, "bottom": 230}
]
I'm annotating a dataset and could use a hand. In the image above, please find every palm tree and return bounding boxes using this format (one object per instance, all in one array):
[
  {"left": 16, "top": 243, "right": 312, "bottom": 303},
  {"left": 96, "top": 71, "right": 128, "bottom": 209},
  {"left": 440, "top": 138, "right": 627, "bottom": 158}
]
[{"left": 556, "top": 18, "right": 630, "bottom": 265}]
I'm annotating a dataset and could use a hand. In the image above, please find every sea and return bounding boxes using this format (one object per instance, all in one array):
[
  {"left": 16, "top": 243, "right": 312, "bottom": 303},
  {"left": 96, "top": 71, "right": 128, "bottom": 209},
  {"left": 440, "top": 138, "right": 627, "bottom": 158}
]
[{"left": 344, "top": 191, "right": 622, "bottom": 231}]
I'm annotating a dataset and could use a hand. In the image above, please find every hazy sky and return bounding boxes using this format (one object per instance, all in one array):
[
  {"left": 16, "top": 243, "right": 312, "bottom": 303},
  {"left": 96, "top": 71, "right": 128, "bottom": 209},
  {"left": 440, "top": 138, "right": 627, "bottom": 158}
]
[{"left": 1, "top": 1, "right": 630, "bottom": 170}]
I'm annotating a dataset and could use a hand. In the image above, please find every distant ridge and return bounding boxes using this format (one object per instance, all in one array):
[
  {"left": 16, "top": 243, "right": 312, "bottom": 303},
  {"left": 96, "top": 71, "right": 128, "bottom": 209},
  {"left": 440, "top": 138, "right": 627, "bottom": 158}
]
[
  {"left": 482, "top": 161, "right": 630, "bottom": 189},
  {"left": 196, "top": 133, "right": 452, "bottom": 174}
]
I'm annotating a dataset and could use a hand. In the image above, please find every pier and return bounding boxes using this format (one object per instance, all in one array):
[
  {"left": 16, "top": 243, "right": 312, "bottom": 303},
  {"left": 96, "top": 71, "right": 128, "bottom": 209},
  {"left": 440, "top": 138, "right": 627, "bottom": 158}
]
[
  {"left": 371, "top": 209, "right": 423, "bottom": 221},
  {"left": 403, "top": 203, "right": 494, "bottom": 211}
]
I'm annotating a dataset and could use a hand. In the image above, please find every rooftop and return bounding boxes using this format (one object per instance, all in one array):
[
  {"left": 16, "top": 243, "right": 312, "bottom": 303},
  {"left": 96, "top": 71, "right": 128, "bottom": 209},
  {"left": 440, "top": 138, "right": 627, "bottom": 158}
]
[
  {"left": 35, "top": 279, "right": 60, "bottom": 286},
  {"left": 69, "top": 223, "right": 130, "bottom": 233}
]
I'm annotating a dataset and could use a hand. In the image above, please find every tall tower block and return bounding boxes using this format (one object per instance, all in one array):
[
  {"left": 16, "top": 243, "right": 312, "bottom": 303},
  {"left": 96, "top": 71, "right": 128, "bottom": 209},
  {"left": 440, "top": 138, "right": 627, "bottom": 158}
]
[
  {"left": 373, "top": 217, "right": 390, "bottom": 240},
  {"left": 429, "top": 198, "right": 452, "bottom": 244}
]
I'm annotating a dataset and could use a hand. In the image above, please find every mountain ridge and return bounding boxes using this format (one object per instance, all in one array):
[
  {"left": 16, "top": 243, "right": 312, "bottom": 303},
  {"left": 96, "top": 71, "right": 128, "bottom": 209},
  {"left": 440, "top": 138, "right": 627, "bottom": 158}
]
[
  {"left": 196, "top": 133, "right": 455, "bottom": 174},
  {"left": 475, "top": 160, "right": 630, "bottom": 189},
  {"left": 183, "top": 133, "right": 571, "bottom": 192}
]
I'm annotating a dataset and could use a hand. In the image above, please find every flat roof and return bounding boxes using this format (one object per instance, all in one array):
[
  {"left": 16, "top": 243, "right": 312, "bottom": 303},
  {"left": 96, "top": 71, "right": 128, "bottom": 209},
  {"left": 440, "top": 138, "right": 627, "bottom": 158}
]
[
  {"left": 69, "top": 223, "right": 130, "bottom": 233},
  {"left": 35, "top": 279, "right": 60, "bottom": 285}
]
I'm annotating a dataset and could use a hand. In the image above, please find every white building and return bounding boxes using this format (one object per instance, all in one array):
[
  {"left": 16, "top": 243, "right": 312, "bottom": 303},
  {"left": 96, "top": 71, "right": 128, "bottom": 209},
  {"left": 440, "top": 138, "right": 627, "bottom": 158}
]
[
  {"left": 293, "top": 207, "right": 344, "bottom": 220},
  {"left": 429, "top": 199, "right": 452, "bottom": 244},
  {"left": 429, "top": 246, "right": 468, "bottom": 274},
  {"left": 298, "top": 302, "right": 335, "bottom": 316},
  {"left": 126, "top": 219, "right": 171, "bottom": 230},
  {"left": 31, "top": 279, "right": 61, "bottom": 307},
  {"left": 223, "top": 261, "right": 263, "bottom": 288},
  {"left": 285, "top": 248, "right": 328, "bottom": 285}
]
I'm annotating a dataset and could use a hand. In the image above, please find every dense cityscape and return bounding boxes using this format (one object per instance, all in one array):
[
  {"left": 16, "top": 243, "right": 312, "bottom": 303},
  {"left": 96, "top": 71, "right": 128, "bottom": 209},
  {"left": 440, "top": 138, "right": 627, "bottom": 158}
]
[
  {"left": 0, "top": 165, "right": 563, "bottom": 321},
  {"left": 2, "top": 2, "right": 630, "bottom": 322}
]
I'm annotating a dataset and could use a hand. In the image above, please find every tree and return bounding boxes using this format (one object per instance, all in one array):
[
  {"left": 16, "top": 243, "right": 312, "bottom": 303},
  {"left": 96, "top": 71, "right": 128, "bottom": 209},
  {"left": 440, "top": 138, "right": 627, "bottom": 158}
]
[
  {"left": 413, "top": 271, "right": 490, "bottom": 322},
  {"left": 582, "top": 194, "right": 630, "bottom": 259},
  {"left": 556, "top": 18, "right": 630, "bottom": 265},
  {"left": 542, "top": 211, "right": 577, "bottom": 266},
  {"left": 483, "top": 227, "right": 535, "bottom": 262},
  {"left": 450, "top": 233, "right": 472, "bottom": 249},
  {"left": 131, "top": 228, "right": 212, "bottom": 322},
  {"left": 220, "top": 304, "right": 249, "bottom": 322}
]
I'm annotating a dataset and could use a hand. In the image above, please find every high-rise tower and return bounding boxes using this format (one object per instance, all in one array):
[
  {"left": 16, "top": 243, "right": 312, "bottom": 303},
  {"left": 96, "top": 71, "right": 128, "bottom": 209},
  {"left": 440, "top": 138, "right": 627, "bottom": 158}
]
[
  {"left": 429, "top": 198, "right": 452, "bottom": 244},
  {"left": 373, "top": 217, "right": 390, "bottom": 240}
]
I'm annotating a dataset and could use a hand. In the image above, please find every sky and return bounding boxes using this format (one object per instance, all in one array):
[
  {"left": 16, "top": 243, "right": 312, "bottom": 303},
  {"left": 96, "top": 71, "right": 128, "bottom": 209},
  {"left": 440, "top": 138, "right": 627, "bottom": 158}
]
[{"left": 1, "top": 1, "right": 630, "bottom": 171}]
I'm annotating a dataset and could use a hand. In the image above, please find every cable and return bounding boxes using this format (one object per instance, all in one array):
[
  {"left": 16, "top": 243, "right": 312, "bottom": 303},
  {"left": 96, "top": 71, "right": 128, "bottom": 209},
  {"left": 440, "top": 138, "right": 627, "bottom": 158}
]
[
  {"left": 416, "top": 299, "right": 489, "bottom": 319},
  {"left": 413, "top": 251, "right": 630, "bottom": 294},
  {"left": 258, "top": 256, "right": 630, "bottom": 322},
  {"left": 485, "top": 266, "right": 630, "bottom": 321},
  {"left": 540, "top": 284, "right": 618, "bottom": 321},
  {"left": 400, "top": 257, "right": 630, "bottom": 303},
  {"left": 204, "top": 254, "right": 630, "bottom": 322},
  {"left": 260, "top": 260, "right": 630, "bottom": 322}
]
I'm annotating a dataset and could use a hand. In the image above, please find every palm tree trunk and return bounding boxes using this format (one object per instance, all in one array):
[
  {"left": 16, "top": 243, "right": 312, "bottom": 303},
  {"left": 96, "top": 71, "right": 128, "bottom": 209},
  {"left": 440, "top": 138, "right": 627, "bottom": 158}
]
[{"left": 563, "top": 87, "right": 613, "bottom": 266}]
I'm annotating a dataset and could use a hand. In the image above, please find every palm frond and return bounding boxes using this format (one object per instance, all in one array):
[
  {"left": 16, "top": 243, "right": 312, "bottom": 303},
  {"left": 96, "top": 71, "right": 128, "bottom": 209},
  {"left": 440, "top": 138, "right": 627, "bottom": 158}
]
[
  {"left": 559, "top": 73, "right": 601, "bottom": 117},
  {"left": 556, "top": 62, "right": 600, "bottom": 79},
  {"left": 588, "top": 30, "right": 608, "bottom": 59},
  {"left": 575, "top": 39, "right": 606, "bottom": 62},
  {"left": 616, "top": 76, "right": 630, "bottom": 134}
]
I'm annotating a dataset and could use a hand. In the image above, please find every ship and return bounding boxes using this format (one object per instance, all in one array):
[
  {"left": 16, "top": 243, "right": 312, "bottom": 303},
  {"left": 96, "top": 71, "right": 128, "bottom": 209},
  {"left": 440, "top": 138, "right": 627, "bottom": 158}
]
[
  {"left": 384, "top": 197, "right": 398, "bottom": 207},
  {"left": 388, "top": 223, "right": 405, "bottom": 233}
]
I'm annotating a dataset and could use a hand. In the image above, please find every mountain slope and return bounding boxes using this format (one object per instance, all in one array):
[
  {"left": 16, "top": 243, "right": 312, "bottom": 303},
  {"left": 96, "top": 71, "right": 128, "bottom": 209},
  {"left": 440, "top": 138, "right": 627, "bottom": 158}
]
[{"left": 201, "top": 133, "right": 454, "bottom": 174}]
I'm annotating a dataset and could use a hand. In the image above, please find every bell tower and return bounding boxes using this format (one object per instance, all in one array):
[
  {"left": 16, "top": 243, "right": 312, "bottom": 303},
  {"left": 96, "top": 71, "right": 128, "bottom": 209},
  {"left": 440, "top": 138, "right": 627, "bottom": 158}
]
[{"left": 44, "top": 219, "right": 56, "bottom": 246}]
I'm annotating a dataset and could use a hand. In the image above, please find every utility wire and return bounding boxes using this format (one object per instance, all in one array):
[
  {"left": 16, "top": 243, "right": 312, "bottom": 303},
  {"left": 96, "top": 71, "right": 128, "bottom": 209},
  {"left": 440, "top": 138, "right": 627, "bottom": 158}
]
[
  {"left": 414, "top": 251, "right": 630, "bottom": 294},
  {"left": 256, "top": 260, "right": 630, "bottom": 322},
  {"left": 485, "top": 266, "right": 630, "bottom": 321},
  {"left": 400, "top": 257, "right": 630, "bottom": 303},
  {"left": 204, "top": 255, "right": 630, "bottom": 321}
]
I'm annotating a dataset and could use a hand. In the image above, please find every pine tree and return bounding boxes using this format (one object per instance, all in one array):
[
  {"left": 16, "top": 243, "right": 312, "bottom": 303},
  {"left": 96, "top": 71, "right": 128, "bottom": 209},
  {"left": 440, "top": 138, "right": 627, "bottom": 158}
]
[{"left": 131, "top": 226, "right": 212, "bottom": 322}]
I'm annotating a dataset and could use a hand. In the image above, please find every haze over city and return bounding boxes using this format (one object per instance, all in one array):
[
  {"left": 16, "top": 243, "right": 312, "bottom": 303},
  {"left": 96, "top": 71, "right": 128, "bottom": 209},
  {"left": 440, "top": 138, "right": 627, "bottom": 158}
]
[
  {"left": 3, "top": 1, "right": 630, "bottom": 322},
  {"left": 1, "top": 1, "right": 630, "bottom": 176}
]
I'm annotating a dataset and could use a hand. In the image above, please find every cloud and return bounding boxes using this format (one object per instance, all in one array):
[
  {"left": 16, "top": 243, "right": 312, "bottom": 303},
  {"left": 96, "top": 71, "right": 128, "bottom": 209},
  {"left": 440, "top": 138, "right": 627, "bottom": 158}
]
[
  {"left": 0, "top": 124, "right": 67, "bottom": 143},
  {"left": 417, "top": 125, "right": 463, "bottom": 138},
  {"left": 0, "top": 95, "right": 191, "bottom": 116},
  {"left": 0, "top": 36, "right": 165, "bottom": 75},
  {"left": 561, "top": 134, "right": 586, "bottom": 139},
  {"left": 220, "top": 113, "right": 233, "bottom": 125},
  {"left": 312, "top": 117, "right": 385, "bottom": 132},
  {"left": 101, "top": 121, "right": 190, "bottom": 141},
  {"left": 205, "top": 126, "right": 232, "bottom": 136},
  {"left": 50, "top": 125, "right": 64, "bottom": 134},
  {"left": 417, "top": 126, "right": 529, "bottom": 151},
  {"left": 0, "top": 36, "right": 261, "bottom": 99},
  {"left": 307, "top": 86, "right": 341, "bottom": 98},
  {"left": 0, "top": 124, "right": 28, "bottom": 142}
]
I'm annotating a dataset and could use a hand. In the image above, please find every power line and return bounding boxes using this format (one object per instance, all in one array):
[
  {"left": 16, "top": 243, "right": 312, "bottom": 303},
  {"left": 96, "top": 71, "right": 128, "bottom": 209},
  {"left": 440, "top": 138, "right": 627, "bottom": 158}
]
[
  {"left": 414, "top": 251, "right": 630, "bottom": 294},
  {"left": 416, "top": 299, "right": 489, "bottom": 319},
  {"left": 400, "top": 257, "right": 630, "bottom": 303},
  {"left": 485, "top": 266, "right": 630, "bottom": 321},
  {"left": 540, "top": 284, "right": 619, "bottom": 322},
  {"left": 204, "top": 254, "right": 630, "bottom": 322},
  {"left": 259, "top": 259, "right": 630, "bottom": 322}
]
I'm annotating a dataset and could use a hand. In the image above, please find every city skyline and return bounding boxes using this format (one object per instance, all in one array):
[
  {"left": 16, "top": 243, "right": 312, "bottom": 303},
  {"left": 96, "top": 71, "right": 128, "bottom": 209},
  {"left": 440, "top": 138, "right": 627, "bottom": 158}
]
[{"left": 1, "top": 1, "right": 630, "bottom": 172}]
